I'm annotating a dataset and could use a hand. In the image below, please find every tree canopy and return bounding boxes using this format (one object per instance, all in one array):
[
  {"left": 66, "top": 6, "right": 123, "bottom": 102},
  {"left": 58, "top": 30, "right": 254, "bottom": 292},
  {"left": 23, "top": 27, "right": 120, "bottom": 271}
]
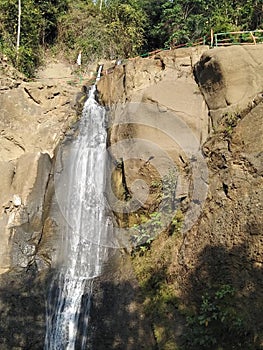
[{"left": 0, "top": 0, "right": 262, "bottom": 76}]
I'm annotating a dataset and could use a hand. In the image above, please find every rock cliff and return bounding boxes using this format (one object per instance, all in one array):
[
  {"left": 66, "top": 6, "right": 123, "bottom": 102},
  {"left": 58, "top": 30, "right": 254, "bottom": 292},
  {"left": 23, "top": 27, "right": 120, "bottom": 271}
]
[
  {"left": 0, "top": 61, "right": 79, "bottom": 273},
  {"left": 97, "top": 45, "right": 263, "bottom": 349},
  {"left": 0, "top": 60, "right": 80, "bottom": 348},
  {"left": 0, "top": 44, "right": 262, "bottom": 349}
]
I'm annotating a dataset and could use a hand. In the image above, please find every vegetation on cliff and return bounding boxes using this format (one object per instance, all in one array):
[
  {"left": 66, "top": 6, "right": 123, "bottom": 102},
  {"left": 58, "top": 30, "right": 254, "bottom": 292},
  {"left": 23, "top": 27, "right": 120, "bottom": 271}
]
[
  {"left": 0, "top": 0, "right": 262, "bottom": 75},
  {"left": 132, "top": 229, "right": 259, "bottom": 349}
]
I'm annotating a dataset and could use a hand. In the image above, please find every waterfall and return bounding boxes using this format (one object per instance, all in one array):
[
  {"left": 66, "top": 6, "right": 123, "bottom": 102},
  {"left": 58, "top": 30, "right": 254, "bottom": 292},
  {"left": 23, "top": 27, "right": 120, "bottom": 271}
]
[{"left": 45, "top": 67, "right": 111, "bottom": 349}]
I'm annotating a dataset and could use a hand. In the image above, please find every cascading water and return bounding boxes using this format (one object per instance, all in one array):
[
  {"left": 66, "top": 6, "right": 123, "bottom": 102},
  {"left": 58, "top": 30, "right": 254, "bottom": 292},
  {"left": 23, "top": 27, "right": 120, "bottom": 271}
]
[{"left": 45, "top": 66, "right": 112, "bottom": 349}]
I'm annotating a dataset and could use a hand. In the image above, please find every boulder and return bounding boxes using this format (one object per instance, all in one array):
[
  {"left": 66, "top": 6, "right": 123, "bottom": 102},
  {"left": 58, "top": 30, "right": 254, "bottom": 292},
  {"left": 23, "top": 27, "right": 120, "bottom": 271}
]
[{"left": 194, "top": 45, "right": 263, "bottom": 127}]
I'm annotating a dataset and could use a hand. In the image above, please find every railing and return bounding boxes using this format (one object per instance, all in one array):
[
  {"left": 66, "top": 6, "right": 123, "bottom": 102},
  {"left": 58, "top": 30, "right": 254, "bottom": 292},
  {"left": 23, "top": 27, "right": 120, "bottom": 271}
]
[
  {"left": 139, "top": 29, "right": 263, "bottom": 59},
  {"left": 139, "top": 36, "right": 207, "bottom": 58},
  {"left": 212, "top": 29, "right": 263, "bottom": 47},
  {"left": 70, "top": 29, "right": 263, "bottom": 82}
]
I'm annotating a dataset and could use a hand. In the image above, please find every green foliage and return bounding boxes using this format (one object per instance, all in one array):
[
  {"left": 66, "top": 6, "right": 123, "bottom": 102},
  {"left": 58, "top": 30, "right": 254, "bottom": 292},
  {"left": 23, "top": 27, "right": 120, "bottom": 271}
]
[
  {"left": 150, "top": 180, "right": 162, "bottom": 189},
  {"left": 56, "top": 0, "right": 146, "bottom": 63},
  {"left": 159, "top": 1, "right": 209, "bottom": 47},
  {"left": 162, "top": 169, "right": 177, "bottom": 211},
  {"left": 131, "top": 229, "right": 181, "bottom": 348},
  {"left": 34, "top": 0, "right": 69, "bottom": 45},
  {"left": 182, "top": 285, "right": 252, "bottom": 350},
  {"left": 138, "top": 0, "right": 168, "bottom": 50},
  {"left": 103, "top": 0, "right": 146, "bottom": 57},
  {"left": 130, "top": 169, "right": 180, "bottom": 254},
  {"left": 220, "top": 110, "right": 241, "bottom": 136},
  {"left": 129, "top": 167, "right": 182, "bottom": 344},
  {"left": 130, "top": 211, "right": 162, "bottom": 254},
  {"left": 170, "top": 210, "right": 183, "bottom": 235},
  {"left": 56, "top": 1, "right": 106, "bottom": 63},
  {"left": 0, "top": 0, "right": 68, "bottom": 76},
  {"left": 0, "top": 0, "right": 38, "bottom": 75},
  {"left": 140, "top": 0, "right": 262, "bottom": 50},
  {"left": 0, "top": 0, "right": 262, "bottom": 75}
]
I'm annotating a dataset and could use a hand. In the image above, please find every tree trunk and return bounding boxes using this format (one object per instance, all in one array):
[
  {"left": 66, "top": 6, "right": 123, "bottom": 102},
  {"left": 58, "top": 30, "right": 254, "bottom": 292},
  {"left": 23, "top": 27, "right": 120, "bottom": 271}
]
[{"left": 16, "top": 0, "right": 21, "bottom": 64}]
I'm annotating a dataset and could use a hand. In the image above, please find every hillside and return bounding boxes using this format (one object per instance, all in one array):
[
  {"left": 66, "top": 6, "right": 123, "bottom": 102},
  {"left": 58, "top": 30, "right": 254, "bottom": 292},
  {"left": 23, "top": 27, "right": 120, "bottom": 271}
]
[
  {"left": 0, "top": 44, "right": 262, "bottom": 349},
  {"left": 95, "top": 44, "right": 263, "bottom": 349},
  {"left": 0, "top": 0, "right": 262, "bottom": 77}
]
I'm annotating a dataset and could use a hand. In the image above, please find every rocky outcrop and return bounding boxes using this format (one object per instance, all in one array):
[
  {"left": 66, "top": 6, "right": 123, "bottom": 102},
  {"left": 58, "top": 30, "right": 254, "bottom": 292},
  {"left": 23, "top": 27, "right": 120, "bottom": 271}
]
[
  {"left": 0, "top": 63, "right": 79, "bottom": 272},
  {"left": 98, "top": 46, "right": 209, "bottom": 143},
  {"left": 97, "top": 45, "right": 263, "bottom": 349},
  {"left": 98, "top": 47, "right": 210, "bottom": 232},
  {"left": 0, "top": 44, "right": 262, "bottom": 349},
  {"left": 1, "top": 152, "right": 51, "bottom": 270},
  {"left": 0, "top": 61, "right": 81, "bottom": 349},
  {"left": 194, "top": 45, "right": 263, "bottom": 127}
]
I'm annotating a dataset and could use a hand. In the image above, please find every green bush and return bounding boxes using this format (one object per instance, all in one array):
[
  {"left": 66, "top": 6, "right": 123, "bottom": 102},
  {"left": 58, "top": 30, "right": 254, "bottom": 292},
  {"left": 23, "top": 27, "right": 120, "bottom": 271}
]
[
  {"left": 182, "top": 285, "right": 253, "bottom": 350},
  {"left": 57, "top": 0, "right": 146, "bottom": 63},
  {"left": 0, "top": 0, "right": 68, "bottom": 76}
]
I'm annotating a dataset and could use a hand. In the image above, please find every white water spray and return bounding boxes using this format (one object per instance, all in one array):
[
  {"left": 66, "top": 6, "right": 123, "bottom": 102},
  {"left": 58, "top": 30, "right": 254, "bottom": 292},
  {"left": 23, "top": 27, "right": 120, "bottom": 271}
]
[{"left": 45, "top": 67, "right": 111, "bottom": 349}]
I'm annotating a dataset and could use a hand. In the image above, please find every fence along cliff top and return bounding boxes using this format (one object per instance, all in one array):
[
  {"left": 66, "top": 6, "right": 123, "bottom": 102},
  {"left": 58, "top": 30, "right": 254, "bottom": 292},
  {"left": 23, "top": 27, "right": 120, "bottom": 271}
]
[{"left": 139, "top": 29, "right": 263, "bottom": 58}]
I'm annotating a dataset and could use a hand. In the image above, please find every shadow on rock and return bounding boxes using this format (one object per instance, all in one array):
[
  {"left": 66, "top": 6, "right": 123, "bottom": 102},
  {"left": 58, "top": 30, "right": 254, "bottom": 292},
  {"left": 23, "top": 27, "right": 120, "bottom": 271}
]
[
  {"left": 0, "top": 266, "right": 49, "bottom": 349},
  {"left": 181, "top": 243, "right": 263, "bottom": 350}
]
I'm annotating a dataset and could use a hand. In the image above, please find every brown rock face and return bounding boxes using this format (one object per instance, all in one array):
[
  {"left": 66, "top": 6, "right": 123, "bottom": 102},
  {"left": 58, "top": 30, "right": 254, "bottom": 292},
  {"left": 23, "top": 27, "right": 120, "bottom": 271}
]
[
  {"left": 97, "top": 45, "right": 263, "bottom": 349},
  {"left": 0, "top": 152, "right": 52, "bottom": 270},
  {"left": 0, "top": 61, "right": 80, "bottom": 348},
  {"left": 98, "top": 47, "right": 209, "bottom": 145},
  {"left": 194, "top": 45, "right": 263, "bottom": 127},
  {"left": 0, "top": 44, "right": 262, "bottom": 349},
  {"left": 0, "top": 64, "right": 79, "bottom": 272},
  {"left": 98, "top": 47, "right": 210, "bottom": 231}
]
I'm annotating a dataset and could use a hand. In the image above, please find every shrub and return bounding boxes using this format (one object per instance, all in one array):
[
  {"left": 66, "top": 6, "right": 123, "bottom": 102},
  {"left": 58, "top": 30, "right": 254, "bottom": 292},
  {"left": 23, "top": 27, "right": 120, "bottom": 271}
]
[{"left": 182, "top": 285, "right": 254, "bottom": 350}]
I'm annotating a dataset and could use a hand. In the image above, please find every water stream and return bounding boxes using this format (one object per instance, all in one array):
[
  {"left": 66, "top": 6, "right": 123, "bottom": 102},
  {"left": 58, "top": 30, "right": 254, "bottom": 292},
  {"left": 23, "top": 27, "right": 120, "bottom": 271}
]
[{"left": 45, "top": 67, "right": 112, "bottom": 349}]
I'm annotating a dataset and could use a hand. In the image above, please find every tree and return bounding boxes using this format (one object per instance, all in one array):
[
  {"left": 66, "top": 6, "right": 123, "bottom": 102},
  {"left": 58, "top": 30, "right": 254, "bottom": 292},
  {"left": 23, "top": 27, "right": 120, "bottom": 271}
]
[
  {"left": 138, "top": 0, "right": 168, "bottom": 50},
  {"left": 103, "top": 0, "right": 146, "bottom": 57},
  {"left": 0, "top": 0, "right": 69, "bottom": 75},
  {"left": 34, "top": 0, "right": 69, "bottom": 45},
  {"left": 56, "top": 0, "right": 146, "bottom": 63},
  {"left": 16, "top": 0, "right": 21, "bottom": 62},
  {"left": 0, "top": 0, "right": 262, "bottom": 76},
  {"left": 140, "top": 0, "right": 262, "bottom": 50}
]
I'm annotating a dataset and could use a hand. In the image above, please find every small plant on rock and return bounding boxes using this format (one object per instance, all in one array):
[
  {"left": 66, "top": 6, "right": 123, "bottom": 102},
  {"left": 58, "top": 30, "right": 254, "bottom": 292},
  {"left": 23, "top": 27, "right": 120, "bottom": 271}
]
[
  {"left": 223, "top": 110, "right": 241, "bottom": 136},
  {"left": 182, "top": 284, "right": 253, "bottom": 350}
]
